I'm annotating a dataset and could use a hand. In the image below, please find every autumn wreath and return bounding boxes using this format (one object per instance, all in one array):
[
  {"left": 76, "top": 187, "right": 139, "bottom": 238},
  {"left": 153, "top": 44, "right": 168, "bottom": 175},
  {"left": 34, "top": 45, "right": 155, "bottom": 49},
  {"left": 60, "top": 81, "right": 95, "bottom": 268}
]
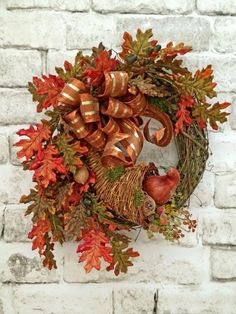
[{"left": 15, "top": 29, "right": 230, "bottom": 275}]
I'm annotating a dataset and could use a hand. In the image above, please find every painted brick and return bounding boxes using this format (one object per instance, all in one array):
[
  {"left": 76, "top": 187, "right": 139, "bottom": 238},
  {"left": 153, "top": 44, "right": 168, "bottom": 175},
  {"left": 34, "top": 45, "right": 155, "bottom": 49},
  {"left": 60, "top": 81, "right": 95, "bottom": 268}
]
[
  {"left": 66, "top": 13, "right": 116, "bottom": 49},
  {"left": 213, "top": 17, "right": 236, "bottom": 53},
  {"left": 215, "top": 173, "right": 236, "bottom": 208},
  {"left": 64, "top": 242, "right": 209, "bottom": 284},
  {"left": 0, "top": 206, "right": 4, "bottom": 238},
  {"left": 92, "top": 0, "right": 195, "bottom": 14},
  {"left": 0, "top": 49, "right": 42, "bottom": 87},
  {"left": 0, "top": 11, "right": 66, "bottom": 49},
  {"left": 0, "top": 164, "right": 33, "bottom": 203},
  {"left": 114, "top": 286, "right": 156, "bottom": 314},
  {"left": 230, "top": 95, "right": 236, "bottom": 130},
  {"left": 7, "top": 0, "right": 90, "bottom": 11},
  {"left": 158, "top": 284, "right": 236, "bottom": 314},
  {"left": 211, "top": 248, "right": 236, "bottom": 280},
  {"left": 0, "top": 243, "right": 60, "bottom": 283},
  {"left": 12, "top": 284, "right": 112, "bottom": 314},
  {"left": 0, "top": 134, "right": 9, "bottom": 164},
  {"left": 47, "top": 50, "right": 77, "bottom": 74},
  {"left": 116, "top": 16, "right": 211, "bottom": 51},
  {"left": 4, "top": 205, "right": 31, "bottom": 242},
  {"left": 208, "top": 136, "right": 236, "bottom": 173},
  {"left": 181, "top": 53, "right": 236, "bottom": 92},
  {"left": 203, "top": 212, "right": 236, "bottom": 245},
  {"left": 197, "top": 0, "right": 236, "bottom": 15},
  {"left": 0, "top": 88, "right": 41, "bottom": 125}
]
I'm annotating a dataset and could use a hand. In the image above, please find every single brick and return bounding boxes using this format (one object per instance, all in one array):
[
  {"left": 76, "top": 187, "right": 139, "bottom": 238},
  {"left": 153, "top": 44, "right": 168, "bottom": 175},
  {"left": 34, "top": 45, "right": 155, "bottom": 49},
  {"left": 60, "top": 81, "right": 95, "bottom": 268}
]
[
  {"left": 0, "top": 49, "right": 42, "bottom": 87},
  {"left": 215, "top": 173, "right": 236, "bottom": 208},
  {"left": 158, "top": 284, "right": 236, "bottom": 313},
  {"left": 116, "top": 16, "right": 211, "bottom": 51},
  {"left": 0, "top": 164, "right": 34, "bottom": 203},
  {"left": 92, "top": 0, "right": 194, "bottom": 14},
  {"left": 12, "top": 284, "right": 112, "bottom": 314},
  {"left": 66, "top": 13, "right": 116, "bottom": 49},
  {"left": 203, "top": 212, "right": 236, "bottom": 245},
  {"left": 7, "top": 0, "right": 90, "bottom": 11},
  {"left": 209, "top": 137, "right": 236, "bottom": 173},
  {"left": 0, "top": 88, "right": 40, "bottom": 125},
  {"left": 114, "top": 287, "right": 156, "bottom": 314},
  {"left": 0, "top": 135, "right": 9, "bottom": 164},
  {"left": 4, "top": 205, "right": 31, "bottom": 242},
  {"left": 211, "top": 248, "right": 236, "bottom": 280},
  {"left": 197, "top": 0, "right": 236, "bottom": 15},
  {"left": 0, "top": 11, "right": 66, "bottom": 49},
  {"left": 0, "top": 243, "right": 60, "bottom": 283},
  {"left": 213, "top": 17, "right": 236, "bottom": 53}
]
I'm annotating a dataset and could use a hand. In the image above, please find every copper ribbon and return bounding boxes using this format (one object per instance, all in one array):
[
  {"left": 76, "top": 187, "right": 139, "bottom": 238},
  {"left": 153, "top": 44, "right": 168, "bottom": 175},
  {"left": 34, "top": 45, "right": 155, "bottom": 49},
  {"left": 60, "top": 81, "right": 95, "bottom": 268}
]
[{"left": 58, "top": 72, "right": 173, "bottom": 167}]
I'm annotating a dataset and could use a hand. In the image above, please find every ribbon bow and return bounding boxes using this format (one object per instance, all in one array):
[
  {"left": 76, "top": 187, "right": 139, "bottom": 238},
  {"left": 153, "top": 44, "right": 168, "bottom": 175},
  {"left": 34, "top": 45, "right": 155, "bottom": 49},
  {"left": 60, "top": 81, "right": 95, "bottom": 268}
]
[{"left": 58, "top": 71, "right": 173, "bottom": 167}]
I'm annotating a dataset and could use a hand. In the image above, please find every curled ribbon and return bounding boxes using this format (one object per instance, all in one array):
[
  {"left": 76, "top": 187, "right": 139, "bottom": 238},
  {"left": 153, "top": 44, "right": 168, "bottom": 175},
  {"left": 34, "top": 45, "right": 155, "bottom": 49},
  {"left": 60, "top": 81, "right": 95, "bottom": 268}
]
[{"left": 58, "top": 71, "right": 173, "bottom": 167}]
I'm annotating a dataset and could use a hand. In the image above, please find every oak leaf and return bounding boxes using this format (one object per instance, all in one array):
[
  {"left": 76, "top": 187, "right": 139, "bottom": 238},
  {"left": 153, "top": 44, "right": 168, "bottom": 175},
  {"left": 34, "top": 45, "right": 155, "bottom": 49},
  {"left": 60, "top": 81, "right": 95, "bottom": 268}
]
[
  {"left": 77, "top": 219, "right": 113, "bottom": 273},
  {"left": 14, "top": 123, "right": 51, "bottom": 160},
  {"left": 193, "top": 101, "right": 230, "bottom": 130},
  {"left": 120, "top": 28, "right": 157, "bottom": 59},
  {"left": 56, "top": 134, "right": 88, "bottom": 174},
  {"left": 29, "top": 74, "right": 64, "bottom": 112},
  {"left": 83, "top": 50, "right": 118, "bottom": 86},
  {"left": 175, "top": 96, "right": 194, "bottom": 134},
  {"left": 30, "top": 145, "right": 67, "bottom": 188}
]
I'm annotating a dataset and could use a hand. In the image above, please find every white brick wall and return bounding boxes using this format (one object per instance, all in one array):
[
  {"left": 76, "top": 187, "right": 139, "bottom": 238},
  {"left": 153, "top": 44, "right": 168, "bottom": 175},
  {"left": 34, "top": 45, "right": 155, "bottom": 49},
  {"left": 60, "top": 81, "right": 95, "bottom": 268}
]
[{"left": 0, "top": 0, "right": 235, "bottom": 313}]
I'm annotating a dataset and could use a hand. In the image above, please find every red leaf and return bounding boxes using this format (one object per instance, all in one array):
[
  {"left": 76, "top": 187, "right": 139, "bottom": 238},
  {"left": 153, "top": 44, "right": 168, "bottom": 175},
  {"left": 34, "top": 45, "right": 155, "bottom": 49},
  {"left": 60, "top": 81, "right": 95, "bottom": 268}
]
[
  {"left": 14, "top": 123, "right": 51, "bottom": 160},
  {"left": 30, "top": 145, "right": 67, "bottom": 188},
  {"left": 175, "top": 96, "right": 194, "bottom": 135},
  {"left": 33, "top": 75, "right": 65, "bottom": 112},
  {"left": 28, "top": 219, "right": 51, "bottom": 255},
  {"left": 77, "top": 219, "right": 113, "bottom": 273},
  {"left": 83, "top": 50, "right": 118, "bottom": 86}
]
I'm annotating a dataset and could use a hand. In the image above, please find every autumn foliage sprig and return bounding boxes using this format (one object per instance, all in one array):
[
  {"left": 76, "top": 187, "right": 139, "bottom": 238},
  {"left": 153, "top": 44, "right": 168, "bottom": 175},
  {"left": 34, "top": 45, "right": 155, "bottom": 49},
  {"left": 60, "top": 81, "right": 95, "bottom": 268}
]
[{"left": 14, "top": 29, "right": 230, "bottom": 275}]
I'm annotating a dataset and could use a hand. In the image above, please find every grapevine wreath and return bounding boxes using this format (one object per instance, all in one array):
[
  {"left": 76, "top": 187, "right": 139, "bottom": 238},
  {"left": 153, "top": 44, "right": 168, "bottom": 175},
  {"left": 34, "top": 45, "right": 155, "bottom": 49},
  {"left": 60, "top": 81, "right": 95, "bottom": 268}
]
[{"left": 15, "top": 29, "right": 230, "bottom": 275}]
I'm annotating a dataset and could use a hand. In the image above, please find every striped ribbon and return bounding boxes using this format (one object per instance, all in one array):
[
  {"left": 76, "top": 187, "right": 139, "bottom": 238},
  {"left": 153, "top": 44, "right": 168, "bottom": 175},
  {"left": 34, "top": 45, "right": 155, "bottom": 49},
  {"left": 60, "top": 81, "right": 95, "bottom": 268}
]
[{"left": 58, "top": 71, "right": 173, "bottom": 167}]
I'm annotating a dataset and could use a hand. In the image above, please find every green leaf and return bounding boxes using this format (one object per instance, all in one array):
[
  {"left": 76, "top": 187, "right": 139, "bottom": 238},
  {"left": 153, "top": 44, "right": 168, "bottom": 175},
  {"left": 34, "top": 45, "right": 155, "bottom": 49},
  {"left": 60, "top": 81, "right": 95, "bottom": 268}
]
[
  {"left": 107, "top": 239, "right": 139, "bottom": 276},
  {"left": 21, "top": 189, "right": 55, "bottom": 222},
  {"left": 56, "top": 134, "right": 87, "bottom": 174},
  {"left": 177, "top": 65, "right": 217, "bottom": 102},
  {"left": 193, "top": 101, "right": 230, "bottom": 130}
]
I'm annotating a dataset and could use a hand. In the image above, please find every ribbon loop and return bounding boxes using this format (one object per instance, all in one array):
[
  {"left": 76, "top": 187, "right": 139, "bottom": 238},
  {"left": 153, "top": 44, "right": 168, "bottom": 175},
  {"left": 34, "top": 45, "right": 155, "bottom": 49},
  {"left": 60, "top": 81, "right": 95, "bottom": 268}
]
[
  {"left": 100, "top": 72, "right": 128, "bottom": 97},
  {"left": 124, "top": 93, "right": 147, "bottom": 116},
  {"left": 58, "top": 78, "right": 87, "bottom": 106},
  {"left": 64, "top": 109, "right": 91, "bottom": 139},
  {"left": 101, "top": 98, "right": 133, "bottom": 118},
  {"left": 80, "top": 93, "right": 100, "bottom": 123},
  {"left": 100, "top": 117, "right": 120, "bottom": 135}
]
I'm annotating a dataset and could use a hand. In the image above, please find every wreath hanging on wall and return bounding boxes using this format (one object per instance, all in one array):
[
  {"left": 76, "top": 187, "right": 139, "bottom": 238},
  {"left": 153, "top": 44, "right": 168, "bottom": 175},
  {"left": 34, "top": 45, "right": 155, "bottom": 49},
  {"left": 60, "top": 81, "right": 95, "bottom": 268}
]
[{"left": 15, "top": 29, "right": 230, "bottom": 275}]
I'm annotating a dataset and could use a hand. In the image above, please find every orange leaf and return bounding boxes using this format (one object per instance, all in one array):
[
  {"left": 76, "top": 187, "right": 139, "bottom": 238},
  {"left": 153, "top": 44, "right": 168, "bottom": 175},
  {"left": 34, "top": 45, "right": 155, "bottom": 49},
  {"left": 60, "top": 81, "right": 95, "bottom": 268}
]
[
  {"left": 175, "top": 96, "right": 194, "bottom": 135},
  {"left": 14, "top": 123, "right": 51, "bottom": 160},
  {"left": 33, "top": 75, "right": 65, "bottom": 112},
  {"left": 28, "top": 219, "right": 51, "bottom": 255},
  {"left": 77, "top": 219, "right": 113, "bottom": 273},
  {"left": 83, "top": 50, "right": 118, "bottom": 86},
  {"left": 29, "top": 145, "right": 67, "bottom": 188}
]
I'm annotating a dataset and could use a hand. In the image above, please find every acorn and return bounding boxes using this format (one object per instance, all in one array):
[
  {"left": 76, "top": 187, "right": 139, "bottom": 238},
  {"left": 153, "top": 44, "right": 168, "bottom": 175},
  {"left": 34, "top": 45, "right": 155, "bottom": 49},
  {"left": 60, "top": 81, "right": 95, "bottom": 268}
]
[{"left": 74, "top": 165, "right": 89, "bottom": 184}]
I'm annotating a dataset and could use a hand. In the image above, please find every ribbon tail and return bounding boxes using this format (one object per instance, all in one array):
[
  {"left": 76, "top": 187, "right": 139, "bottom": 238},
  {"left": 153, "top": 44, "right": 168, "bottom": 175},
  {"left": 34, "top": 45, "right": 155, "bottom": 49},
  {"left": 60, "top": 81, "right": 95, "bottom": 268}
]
[
  {"left": 143, "top": 104, "right": 173, "bottom": 147},
  {"left": 143, "top": 119, "right": 166, "bottom": 145}
]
